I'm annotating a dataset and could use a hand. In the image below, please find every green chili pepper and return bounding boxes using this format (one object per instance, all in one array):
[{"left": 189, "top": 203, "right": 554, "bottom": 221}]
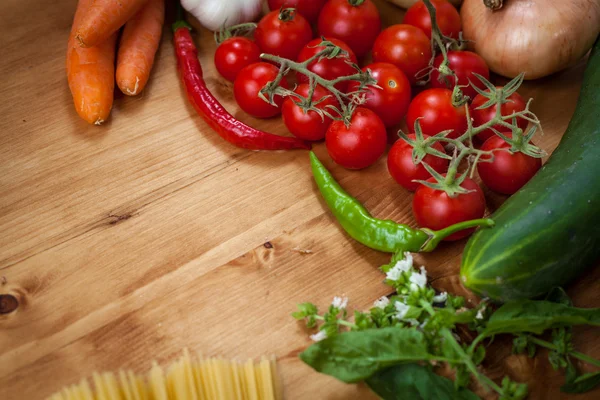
[{"left": 310, "top": 151, "right": 494, "bottom": 254}]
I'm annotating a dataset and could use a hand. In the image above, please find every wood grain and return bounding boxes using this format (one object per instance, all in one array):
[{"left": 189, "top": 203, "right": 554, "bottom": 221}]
[{"left": 0, "top": 0, "right": 597, "bottom": 399}]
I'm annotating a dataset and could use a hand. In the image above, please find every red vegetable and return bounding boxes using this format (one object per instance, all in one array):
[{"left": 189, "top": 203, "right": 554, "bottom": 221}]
[
  {"left": 430, "top": 51, "right": 490, "bottom": 100},
  {"left": 297, "top": 37, "right": 358, "bottom": 92},
  {"left": 326, "top": 107, "right": 387, "bottom": 170},
  {"left": 406, "top": 88, "right": 467, "bottom": 139},
  {"left": 255, "top": 8, "right": 312, "bottom": 61},
  {"left": 282, "top": 84, "right": 337, "bottom": 141},
  {"left": 413, "top": 176, "right": 486, "bottom": 241},
  {"left": 387, "top": 134, "right": 449, "bottom": 191},
  {"left": 403, "top": 0, "right": 461, "bottom": 39},
  {"left": 372, "top": 24, "right": 432, "bottom": 85},
  {"left": 317, "top": 0, "right": 381, "bottom": 58},
  {"left": 267, "top": 0, "right": 327, "bottom": 23},
  {"left": 173, "top": 25, "right": 310, "bottom": 151},
  {"left": 214, "top": 37, "right": 261, "bottom": 82},
  {"left": 471, "top": 88, "right": 528, "bottom": 143},
  {"left": 348, "top": 62, "right": 412, "bottom": 128},
  {"left": 477, "top": 134, "right": 542, "bottom": 195},
  {"left": 234, "top": 62, "right": 289, "bottom": 119}
]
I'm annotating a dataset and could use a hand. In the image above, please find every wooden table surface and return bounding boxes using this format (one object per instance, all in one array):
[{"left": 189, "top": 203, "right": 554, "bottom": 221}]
[{"left": 1, "top": 0, "right": 598, "bottom": 399}]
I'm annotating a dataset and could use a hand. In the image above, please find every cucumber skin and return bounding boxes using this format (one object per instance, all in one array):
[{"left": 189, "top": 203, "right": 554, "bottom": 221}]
[{"left": 460, "top": 38, "right": 600, "bottom": 302}]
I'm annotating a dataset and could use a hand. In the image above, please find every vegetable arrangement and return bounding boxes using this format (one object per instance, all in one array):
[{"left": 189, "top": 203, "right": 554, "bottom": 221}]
[
  {"left": 67, "top": 0, "right": 164, "bottom": 124},
  {"left": 64, "top": 0, "right": 600, "bottom": 397}
]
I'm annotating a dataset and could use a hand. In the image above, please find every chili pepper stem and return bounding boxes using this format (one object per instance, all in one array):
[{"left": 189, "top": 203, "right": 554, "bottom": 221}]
[
  {"left": 172, "top": 1, "right": 191, "bottom": 32},
  {"left": 420, "top": 218, "right": 495, "bottom": 252}
]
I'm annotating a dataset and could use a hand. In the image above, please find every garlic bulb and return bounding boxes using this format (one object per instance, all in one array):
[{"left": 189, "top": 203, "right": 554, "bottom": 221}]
[
  {"left": 461, "top": 0, "right": 600, "bottom": 79},
  {"left": 181, "top": 0, "right": 263, "bottom": 32}
]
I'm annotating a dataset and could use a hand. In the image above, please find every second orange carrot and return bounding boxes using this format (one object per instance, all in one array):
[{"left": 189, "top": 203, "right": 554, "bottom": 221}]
[{"left": 116, "top": 0, "right": 165, "bottom": 96}]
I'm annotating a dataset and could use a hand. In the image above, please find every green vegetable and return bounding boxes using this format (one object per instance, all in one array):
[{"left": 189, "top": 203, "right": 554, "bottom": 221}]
[
  {"left": 483, "top": 300, "right": 600, "bottom": 336},
  {"left": 299, "top": 327, "right": 430, "bottom": 383},
  {"left": 460, "top": 37, "right": 600, "bottom": 301},
  {"left": 309, "top": 151, "right": 494, "bottom": 253},
  {"left": 366, "top": 364, "right": 480, "bottom": 400}
]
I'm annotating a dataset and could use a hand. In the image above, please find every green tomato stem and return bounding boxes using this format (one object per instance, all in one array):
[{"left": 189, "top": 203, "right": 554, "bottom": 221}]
[{"left": 260, "top": 50, "right": 374, "bottom": 121}]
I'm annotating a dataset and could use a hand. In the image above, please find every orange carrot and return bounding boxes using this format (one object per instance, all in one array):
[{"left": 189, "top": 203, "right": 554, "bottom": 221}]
[
  {"left": 67, "top": 0, "right": 117, "bottom": 125},
  {"left": 75, "top": 0, "right": 149, "bottom": 48},
  {"left": 116, "top": 0, "right": 165, "bottom": 96}
]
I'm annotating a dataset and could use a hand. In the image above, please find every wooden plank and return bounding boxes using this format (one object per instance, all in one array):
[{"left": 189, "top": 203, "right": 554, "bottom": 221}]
[{"left": 0, "top": 0, "right": 598, "bottom": 399}]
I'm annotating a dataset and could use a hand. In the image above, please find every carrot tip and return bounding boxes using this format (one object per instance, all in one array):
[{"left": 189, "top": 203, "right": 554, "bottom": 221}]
[
  {"left": 123, "top": 76, "right": 140, "bottom": 96},
  {"left": 94, "top": 118, "right": 105, "bottom": 125}
]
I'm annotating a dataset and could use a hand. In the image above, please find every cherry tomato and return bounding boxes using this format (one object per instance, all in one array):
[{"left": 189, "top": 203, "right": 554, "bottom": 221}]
[
  {"left": 325, "top": 107, "right": 387, "bottom": 169},
  {"left": 317, "top": 0, "right": 381, "bottom": 58},
  {"left": 347, "top": 62, "right": 411, "bottom": 128},
  {"left": 413, "top": 175, "right": 486, "bottom": 241},
  {"left": 214, "top": 37, "right": 261, "bottom": 82},
  {"left": 267, "top": 0, "right": 327, "bottom": 24},
  {"left": 387, "top": 134, "right": 449, "bottom": 191},
  {"left": 282, "top": 84, "right": 337, "bottom": 141},
  {"left": 470, "top": 88, "right": 528, "bottom": 143},
  {"left": 255, "top": 9, "right": 313, "bottom": 61},
  {"left": 372, "top": 24, "right": 432, "bottom": 85},
  {"left": 234, "top": 62, "right": 289, "bottom": 119},
  {"left": 406, "top": 88, "right": 467, "bottom": 139},
  {"left": 297, "top": 37, "right": 358, "bottom": 92},
  {"left": 477, "top": 134, "right": 542, "bottom": 195},
  {"left": 403, "top": 0, "right": 461, "bottom": 39},
  {"left": 430, "top": 51, "right": 490, "bottom": 100}
]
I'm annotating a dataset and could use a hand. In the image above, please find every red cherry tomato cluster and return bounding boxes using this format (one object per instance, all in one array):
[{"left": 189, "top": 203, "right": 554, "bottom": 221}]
[{"left": 211, "top": 0, "right": 544, "bottom": 241}]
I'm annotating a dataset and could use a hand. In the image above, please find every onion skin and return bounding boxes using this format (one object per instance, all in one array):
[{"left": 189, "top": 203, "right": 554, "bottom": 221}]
[{"left": 461, "top": 0, "right": 600, "bottom": 79}]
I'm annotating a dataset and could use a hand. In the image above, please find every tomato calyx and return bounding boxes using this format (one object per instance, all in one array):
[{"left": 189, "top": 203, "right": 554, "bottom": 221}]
[
  {"left": 492, "top": 124, "right": 547, "bottom": 159},
  {"left": 347, "top": 0, "right": 366, "bottom": 6},
  {"left": 278, "top": 7, "right": 299, "bottom": 22},
  {"left": 214, "top": 22, "right": 258, "bottom": 45},
  {"left": 399, "top": 118, "right": 452, "bottom": 165},
  {"left": 288, "top": 86, "right": 337, "bottom": 122}
]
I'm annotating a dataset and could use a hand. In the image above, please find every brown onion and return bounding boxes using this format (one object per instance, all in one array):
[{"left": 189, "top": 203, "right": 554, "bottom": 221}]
[{"left": 461, "top": 0, "right": 600, "bottom": 79}]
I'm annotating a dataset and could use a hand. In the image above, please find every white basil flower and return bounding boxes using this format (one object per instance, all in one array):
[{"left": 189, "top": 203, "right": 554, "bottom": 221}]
[
  {"left": 331, "top": 296, "right": 348, "bottom": 310},
  {"left": 394, "top": 301, "right": 410, "bottom": 320},
  {"left": 373, "top": 296, "right": 390, "bottom": 309},
  {"left": 310, "top": 330, "right": 328, "bottom": 342},
  {"left": 409, "top": 266, "right": 428, "bottom": 292}
]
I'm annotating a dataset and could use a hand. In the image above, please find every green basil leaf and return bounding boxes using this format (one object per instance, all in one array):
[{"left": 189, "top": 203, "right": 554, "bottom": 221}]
[
  {"left": 483, "top": 301, "right": 600, "bottom": 336},
  {"left": 366, "top": 363, "right": 481, "bottom": 400},
  {"left": 564, "top": 358, "right": 578, "bottom": 385},
  {"left": 299, "top": 327, "right": 430, "bottom": 383},
  {"left": 545, "top": 287, "right": 573, "bottom": 306},
  {"left": 561, "top": 371, "right": 600, "bottom": 393}
]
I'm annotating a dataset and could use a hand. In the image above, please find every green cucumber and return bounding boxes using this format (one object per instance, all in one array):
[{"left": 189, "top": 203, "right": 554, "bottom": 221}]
[{"left": 460, "top": 37, "right": 600, "bottom": 302}]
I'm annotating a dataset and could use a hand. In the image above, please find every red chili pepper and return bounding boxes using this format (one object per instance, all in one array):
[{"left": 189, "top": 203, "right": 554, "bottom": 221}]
[{"left": 172, "top": 23, "right": 311, "bottom": 151}]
